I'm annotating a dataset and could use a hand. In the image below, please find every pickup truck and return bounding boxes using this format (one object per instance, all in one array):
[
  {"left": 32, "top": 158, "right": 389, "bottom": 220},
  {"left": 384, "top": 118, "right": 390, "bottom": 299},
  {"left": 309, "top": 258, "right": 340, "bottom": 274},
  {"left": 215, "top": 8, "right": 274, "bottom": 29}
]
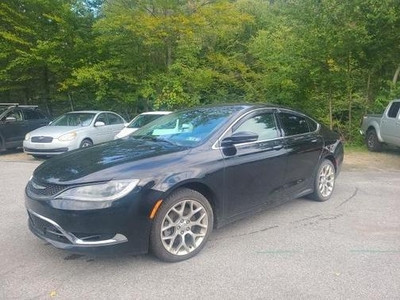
[{"left": 360, "top": 99, "right": 400, "bottom": 151}]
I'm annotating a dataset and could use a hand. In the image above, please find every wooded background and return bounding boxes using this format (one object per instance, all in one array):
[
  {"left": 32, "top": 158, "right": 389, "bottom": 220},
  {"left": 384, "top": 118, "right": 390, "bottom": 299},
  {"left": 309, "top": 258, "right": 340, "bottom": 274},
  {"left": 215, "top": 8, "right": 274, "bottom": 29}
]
[{"left": 1, "top": 0, "right": 400, "bottom": 143}]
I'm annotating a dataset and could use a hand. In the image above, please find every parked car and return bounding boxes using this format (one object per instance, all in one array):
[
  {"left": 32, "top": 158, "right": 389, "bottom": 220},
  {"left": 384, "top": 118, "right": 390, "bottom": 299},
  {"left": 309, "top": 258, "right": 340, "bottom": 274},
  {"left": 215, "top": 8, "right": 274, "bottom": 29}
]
[
  {"left": 360, "top": 99, "right": 400, "bottom": 151},
  {"left": 23, "top": 110, "right": 126, "bottom": 157},
  {"left": 25, "top": 104, "right": 344, "bottom": 262},
  {"left": 0, "top": 103, "right": 50, "bottom": 150},
  {"left": 115, "top": 111, "right": 171, "bottom": 139}
]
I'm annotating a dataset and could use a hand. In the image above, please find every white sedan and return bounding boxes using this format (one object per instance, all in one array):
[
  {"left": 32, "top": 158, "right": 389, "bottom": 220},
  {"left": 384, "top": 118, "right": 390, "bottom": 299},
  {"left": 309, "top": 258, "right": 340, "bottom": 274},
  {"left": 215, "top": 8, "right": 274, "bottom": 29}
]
[
  {"left": 23, "top": 111, "right": 126, "bottom": 157},
  {"left": 115, "top": 111, "right": 171, "bottom": 139}
]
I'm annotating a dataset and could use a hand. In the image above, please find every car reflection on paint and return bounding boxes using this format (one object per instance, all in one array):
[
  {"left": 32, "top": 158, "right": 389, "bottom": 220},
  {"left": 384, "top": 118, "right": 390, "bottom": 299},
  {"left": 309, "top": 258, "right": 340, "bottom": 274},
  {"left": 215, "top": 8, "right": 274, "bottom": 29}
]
[{"left": 25, "top": 104, "right": 343, "bottom": 262}]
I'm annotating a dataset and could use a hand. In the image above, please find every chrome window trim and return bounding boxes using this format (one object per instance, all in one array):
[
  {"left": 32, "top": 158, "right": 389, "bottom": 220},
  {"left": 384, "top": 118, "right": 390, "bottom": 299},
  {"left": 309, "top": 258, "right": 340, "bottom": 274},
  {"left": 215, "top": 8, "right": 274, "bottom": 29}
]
[{"left": 212, "top": 107, "right": 320, "bottom": 150}]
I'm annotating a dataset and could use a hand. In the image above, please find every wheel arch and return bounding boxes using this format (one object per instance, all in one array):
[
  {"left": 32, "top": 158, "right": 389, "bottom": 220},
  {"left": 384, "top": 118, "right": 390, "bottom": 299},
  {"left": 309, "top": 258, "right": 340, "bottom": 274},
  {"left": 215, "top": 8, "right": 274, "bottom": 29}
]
[
  {"left": 323, "top": 154, "right": 338, "bottom": 173},
  {"left": 80, "top": 137, "right": 93, "bottom": 146},
  {"left": 366, "top": 124, "right": 383, "bottom": 142},
  {"left": 161, "top": 180, "right": 220, "bottom": 228}
]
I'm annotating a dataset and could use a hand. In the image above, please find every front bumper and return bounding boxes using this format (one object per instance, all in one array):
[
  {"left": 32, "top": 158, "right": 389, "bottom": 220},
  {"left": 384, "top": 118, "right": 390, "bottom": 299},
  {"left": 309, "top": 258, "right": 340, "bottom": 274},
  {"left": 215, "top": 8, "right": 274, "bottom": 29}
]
[
  {"left": 28, "top": 209, "right": 128, "bottom": 248},
  {"left": 25, "top": 185, "right": 161, "bottom": 255},
  {"left": 23, "top": 138, "right": 79, "bottom": 156}
]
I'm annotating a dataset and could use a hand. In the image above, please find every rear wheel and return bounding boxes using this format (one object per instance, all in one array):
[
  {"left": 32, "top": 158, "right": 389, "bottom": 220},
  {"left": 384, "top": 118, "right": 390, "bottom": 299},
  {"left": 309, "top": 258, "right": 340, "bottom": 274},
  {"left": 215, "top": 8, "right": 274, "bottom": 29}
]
[
  {"left": 366, "top": 129, "right": 382, "bottom": 152},
  {"left": 150, "top": 188, "right": 213, "bottom": 262},
  {"left": 80, "top": 139, "right": 93, "bottom": 148},
  {"left": 310, "top": 159, "right": 335, "bottom": 202}
]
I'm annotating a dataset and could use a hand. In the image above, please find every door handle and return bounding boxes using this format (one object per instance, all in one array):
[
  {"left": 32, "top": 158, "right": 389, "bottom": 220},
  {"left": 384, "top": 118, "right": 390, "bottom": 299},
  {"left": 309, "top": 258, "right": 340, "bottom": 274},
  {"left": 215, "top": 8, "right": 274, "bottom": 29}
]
[{"left": 272, "top": 145, "right": 283, "bottom": 150}]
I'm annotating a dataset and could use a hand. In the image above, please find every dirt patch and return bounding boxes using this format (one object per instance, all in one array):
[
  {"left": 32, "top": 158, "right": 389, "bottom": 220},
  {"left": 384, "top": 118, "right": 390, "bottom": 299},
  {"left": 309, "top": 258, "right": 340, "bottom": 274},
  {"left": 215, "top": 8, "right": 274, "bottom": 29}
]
[
  {"left": 343, "top": 147, "right": 400, "bottom": 172},
  {"left": 2, "top": 146, "right": 400, "bottom": 172},
  {"left": 0, "top": 148, "right": 39, "bottom": 163}
]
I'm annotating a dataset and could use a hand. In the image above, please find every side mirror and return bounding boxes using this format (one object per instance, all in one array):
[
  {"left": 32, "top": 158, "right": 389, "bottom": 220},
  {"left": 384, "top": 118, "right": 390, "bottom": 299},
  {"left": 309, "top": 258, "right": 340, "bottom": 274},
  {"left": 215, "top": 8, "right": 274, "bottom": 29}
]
[
  {"left": 95, "top": 121, "right": 105, "bottom": 127},
  {"left": 221, "top": 131, "right": 258, "bottom": 147}
]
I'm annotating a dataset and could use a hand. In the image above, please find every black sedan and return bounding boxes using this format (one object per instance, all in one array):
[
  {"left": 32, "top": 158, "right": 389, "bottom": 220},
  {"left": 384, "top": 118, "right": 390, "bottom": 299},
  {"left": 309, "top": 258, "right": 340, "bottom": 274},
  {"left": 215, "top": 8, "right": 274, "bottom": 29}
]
[{"left": 25, "top": 104, "right": 344, "bottom": 262}]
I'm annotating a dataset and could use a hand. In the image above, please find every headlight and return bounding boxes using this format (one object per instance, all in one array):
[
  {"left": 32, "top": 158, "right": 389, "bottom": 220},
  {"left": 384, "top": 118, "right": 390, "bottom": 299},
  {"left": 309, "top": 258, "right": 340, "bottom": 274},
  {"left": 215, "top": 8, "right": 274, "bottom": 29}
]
[
  {"left": 55, "top": 179, "right": 140, "bottom": 201},
  {"left": 25, "top": 133, "right": 31, "bottom": 141},
  {"left": 59, "top": 132, "right": 77, "bottom": 141}
]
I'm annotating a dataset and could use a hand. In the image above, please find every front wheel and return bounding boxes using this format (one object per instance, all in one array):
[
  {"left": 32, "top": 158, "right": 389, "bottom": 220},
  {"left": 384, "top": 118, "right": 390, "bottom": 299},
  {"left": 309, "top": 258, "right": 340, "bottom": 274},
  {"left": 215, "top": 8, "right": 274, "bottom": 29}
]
[
  {"left": 150, "top": 188, "right": 213, "bottom": 262},
  {"left": 80, "top": 139, "right": 93, "bottom": 148},
  {"left": 310, "top": 159, "right": 336, "bottom": 202}
]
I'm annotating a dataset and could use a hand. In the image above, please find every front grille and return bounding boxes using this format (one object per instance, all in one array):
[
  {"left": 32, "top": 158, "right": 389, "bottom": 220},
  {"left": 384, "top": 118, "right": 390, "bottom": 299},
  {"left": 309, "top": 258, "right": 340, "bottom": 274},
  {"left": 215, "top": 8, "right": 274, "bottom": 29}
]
[
  {"left": 28, "top": 212, "right": 71, "bottom": 244},
  {"left": 31, "top": 136, "right": 53, "bottom": 143},
  {"left": 26, "top": 178, "right": 67, "bottom": 197}
]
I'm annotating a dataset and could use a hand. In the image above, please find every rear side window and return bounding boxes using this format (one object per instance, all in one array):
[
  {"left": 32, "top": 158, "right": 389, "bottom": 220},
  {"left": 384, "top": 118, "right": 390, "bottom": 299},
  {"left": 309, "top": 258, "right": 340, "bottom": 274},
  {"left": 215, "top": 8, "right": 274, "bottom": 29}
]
[
  {"left": 4, "top": 109, "right": 23, "bottom": 121},
  {"left": 387, "top": 102, "right": 400, "bottom": 118},
  {"left": 25, "top": 109, "right": 47, "bottom": 120},
  {"left": 306, "top": 117, "right": 318, "bottom": 131},
  {"left": 279, "top": 113, "right": 310, "bottom": 136}
]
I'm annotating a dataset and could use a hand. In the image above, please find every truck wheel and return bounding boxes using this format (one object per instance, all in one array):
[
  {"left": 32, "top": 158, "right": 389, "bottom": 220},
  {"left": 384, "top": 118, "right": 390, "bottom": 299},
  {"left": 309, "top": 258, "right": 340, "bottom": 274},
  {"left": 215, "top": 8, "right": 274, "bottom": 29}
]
[{"left": 366, "top": 129, "right": 382, "bottom": 152}]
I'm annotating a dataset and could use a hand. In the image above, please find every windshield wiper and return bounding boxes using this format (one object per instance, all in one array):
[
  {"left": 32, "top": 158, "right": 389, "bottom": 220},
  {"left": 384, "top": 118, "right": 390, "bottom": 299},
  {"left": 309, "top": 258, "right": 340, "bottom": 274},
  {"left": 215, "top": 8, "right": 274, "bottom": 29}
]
[{"left": 134, "top": 135, "right": 178, "bottom": 146}]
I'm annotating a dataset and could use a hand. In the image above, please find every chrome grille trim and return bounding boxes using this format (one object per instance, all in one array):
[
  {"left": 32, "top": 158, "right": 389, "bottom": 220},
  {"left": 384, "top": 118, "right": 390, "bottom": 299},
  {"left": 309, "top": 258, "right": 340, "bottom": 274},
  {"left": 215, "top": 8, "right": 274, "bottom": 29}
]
[{"left": 27, "top": 209, "right": 128, "bottom": 247}]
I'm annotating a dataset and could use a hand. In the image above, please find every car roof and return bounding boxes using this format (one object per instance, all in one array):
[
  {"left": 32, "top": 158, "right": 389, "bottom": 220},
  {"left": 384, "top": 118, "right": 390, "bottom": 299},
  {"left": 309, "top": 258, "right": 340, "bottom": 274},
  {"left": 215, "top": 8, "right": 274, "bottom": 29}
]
[
  {"left": 139, "top": 111, "right": 172, "bottom": 115},
  {"left": 64, "top": 110, "right": 121, "bottom": 114}
]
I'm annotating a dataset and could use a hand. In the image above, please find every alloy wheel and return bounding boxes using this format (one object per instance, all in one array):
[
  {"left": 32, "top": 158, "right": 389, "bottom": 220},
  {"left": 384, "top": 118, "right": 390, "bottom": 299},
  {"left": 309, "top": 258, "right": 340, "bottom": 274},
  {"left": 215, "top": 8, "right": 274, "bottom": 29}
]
[
  {"left": 318, "top": 163, "right": 335, "bottom": 198},
  {"left": 160, "top": 199, "right": 209, "bottom": 256}
]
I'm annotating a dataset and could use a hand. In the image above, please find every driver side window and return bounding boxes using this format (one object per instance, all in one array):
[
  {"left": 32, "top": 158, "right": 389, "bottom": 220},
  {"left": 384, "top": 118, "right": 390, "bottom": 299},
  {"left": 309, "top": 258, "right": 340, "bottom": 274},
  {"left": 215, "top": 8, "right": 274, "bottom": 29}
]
[
  {"left": 6, "top": 109, "right": 23, "bottom": 121},
  {"left": 233, "top": 112, "right": 278, "bottom": 141}
]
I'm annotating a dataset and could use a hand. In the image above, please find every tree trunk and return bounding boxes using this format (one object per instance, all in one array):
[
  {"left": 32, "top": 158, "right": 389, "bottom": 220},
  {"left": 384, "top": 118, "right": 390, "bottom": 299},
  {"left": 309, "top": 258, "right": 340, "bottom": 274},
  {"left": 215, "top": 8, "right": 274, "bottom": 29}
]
[
  {"left": 68, "top": 92, "right": 74, "bottom": 111},
  {"left": 43, "top": 67, "right": 52, "bottom": 116},
  {"left": 329, "top": 85, "right": 333, "bottom": 130},
  {"left": 366, "top": 71, "right": 371, "bottom": 103},
  {"left": 392, "top": 63, "right": 400, "bottom": 87}
]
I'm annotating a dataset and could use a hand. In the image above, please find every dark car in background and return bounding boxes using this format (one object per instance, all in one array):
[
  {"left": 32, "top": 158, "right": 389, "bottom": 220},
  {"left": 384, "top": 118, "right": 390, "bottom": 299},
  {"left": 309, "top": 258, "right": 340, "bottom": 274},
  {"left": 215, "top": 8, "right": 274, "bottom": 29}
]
[
  {"left": 0, "top": 103, "right": 50, "bottom": 150},
  {"left": 25, "top": 104, "right": 344, "bottom": 262}
]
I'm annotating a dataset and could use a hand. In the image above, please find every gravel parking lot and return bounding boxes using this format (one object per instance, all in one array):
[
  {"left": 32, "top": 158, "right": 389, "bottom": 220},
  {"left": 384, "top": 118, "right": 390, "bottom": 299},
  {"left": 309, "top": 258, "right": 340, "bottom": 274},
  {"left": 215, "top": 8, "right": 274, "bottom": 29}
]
[{"left": 0, "top": 148, "right": 399, "bottom": 299}]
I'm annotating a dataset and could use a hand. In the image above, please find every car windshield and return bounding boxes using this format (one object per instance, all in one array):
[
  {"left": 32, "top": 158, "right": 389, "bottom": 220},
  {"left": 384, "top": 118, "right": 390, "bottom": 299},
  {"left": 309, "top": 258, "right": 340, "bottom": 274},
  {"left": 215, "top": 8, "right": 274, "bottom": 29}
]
[
  {"left": 131, "top": 106, "right": 244, "bottom": 147},
  {"left": 127, "top": 114, "right": 165, "bottom": 129},
  {"left": 0, "top": 107, "right": 8, "bottom": 115},
  {"left": 50, "top": 113, "right": 96, "bottom": 127}
]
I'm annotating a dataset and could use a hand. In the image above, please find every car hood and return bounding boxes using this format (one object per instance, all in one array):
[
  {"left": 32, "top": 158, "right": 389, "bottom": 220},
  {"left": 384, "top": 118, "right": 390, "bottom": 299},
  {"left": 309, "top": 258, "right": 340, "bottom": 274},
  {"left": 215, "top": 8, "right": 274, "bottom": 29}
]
[
  {"left": 33, "top": 138, "right": 189, "bottom": 184},
  {"left": 115, "top": 127, "right": 138, "bottom": 139},
  {"left": 28, "top": 125, "right": 87, "bottom": 138}
]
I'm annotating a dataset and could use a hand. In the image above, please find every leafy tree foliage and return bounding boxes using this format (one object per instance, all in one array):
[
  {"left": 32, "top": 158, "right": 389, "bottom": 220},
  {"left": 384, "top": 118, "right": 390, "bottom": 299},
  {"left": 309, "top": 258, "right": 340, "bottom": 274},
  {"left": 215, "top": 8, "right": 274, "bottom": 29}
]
[{"left": 1, "top": 0, "right": 400, "bottom": 142}]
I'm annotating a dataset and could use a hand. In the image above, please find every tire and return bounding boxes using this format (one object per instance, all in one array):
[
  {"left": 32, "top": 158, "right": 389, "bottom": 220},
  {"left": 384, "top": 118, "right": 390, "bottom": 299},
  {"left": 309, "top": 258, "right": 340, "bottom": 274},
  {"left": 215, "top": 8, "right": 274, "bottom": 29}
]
[
  {"left": 366, "top": 129, "right": 382, "bottom": 152},
  {"left": 80, "top": 139, "right": 93, "bottom": 148},
  {"left": 150, "top": 188, "right": 214, "bottom": 262},
  {"left": 310, "top": 159, "right": 336, "bottom": 202}
]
